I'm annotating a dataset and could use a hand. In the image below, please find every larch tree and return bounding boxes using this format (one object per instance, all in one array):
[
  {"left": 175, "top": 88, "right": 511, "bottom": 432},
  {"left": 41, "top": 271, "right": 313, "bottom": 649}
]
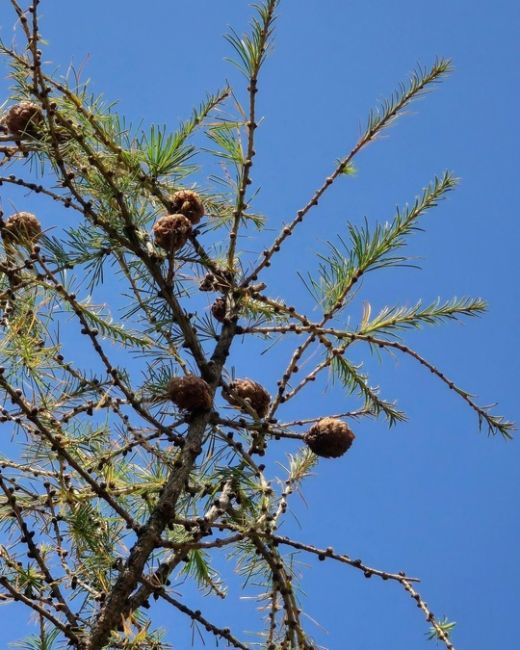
[{"left": 0, "top": 2, "right": 513, "bottom": 649}]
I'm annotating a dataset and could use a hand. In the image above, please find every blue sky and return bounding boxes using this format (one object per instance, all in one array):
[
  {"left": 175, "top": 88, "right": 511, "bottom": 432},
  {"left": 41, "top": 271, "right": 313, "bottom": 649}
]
[{"left": 0, "top": 1, "right": 519, "bottom": 649}]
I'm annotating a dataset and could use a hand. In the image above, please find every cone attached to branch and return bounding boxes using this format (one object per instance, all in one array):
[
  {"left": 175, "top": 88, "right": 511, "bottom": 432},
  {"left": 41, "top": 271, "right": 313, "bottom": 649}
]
[
  {"left": 153, "top": 214, "right": 192, "bottom": 252},
  {"left": 3, "top": 212, "right": 42, "bottom": 248},
  {"left": 199, "top": 269, "right": 234, "bottom": 293},
  {"left": 167, "top": 375, "right": 212, "bottom": 413},
  {"left": 227, "top": 378, "right": 270, "bottom": 418},
  {"left": 211, "top": 297, "right": 227, "bottom": 323},
  {"left": 304, "top": 417, "right": 355, "bottom": 458},
  {"left": 167, "top": 190, "right": 204, "bottom": 225},
  {"left": 4, "top": 102, "right": 43, "bottom": 137}
]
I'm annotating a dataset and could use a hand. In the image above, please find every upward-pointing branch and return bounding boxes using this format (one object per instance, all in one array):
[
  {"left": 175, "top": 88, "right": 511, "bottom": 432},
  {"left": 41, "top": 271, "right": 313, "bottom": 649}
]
[
  {"left": 243, "top": 58, "right": 452, "bottom": 284},
  {"left": 226, "top": 0, "right": 279, "bottom": 270}
]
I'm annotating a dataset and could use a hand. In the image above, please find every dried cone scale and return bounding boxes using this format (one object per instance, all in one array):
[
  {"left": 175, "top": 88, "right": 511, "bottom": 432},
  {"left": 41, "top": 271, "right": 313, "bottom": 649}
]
[
  {"left": 4, "top": 102, "right": 43, "bottom": 137},
  {"left": 153, "top": 214, "right": 192, "bottom": 252},
  {"left": 168, "top": 190, "right": 204, "bottom": 225},
  {"left": 227, "top": 378, "right": 270, "bottom": 418},
  {"left": 304, "top": 417, "right": 355, "bottom": 458},
  {"left": 3, "top": 212, "right": 42, "bottom": 247},
  {"left": 167, "top": 375, "right": 212, "bottom": 413}
]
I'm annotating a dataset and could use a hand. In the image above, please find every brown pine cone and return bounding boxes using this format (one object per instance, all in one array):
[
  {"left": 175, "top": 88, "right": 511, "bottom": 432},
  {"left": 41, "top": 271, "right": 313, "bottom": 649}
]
[
  {"left": 199, "top": 270, "right": 233, "bottom": 293},
  {"left": 304, "top": 417, "right": 355, "bottom": 458},
  {"left": 211, "top": 297, "right": 227, "bottom": 323},
  {"left": 227, "top": 378, "right": 270, "bottom": 418},
  {"left": 167, "top": 375, "right": 212, "bottom": 413},
  {"left": 3, "top": 212, "right": 42, "bottom": 247},
  {"left": 153, "top": 214, "right": 192, "bottom": 252},
  {"left": 167, "top": 190, "right": 204, "bottom": 225},
  {"left": 4, "top": 102, "right": 43, "bottom": 137}
]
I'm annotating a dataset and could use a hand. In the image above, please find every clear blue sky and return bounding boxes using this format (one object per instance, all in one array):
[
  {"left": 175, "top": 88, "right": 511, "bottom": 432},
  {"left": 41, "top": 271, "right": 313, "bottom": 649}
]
[{"left": 0, "top": 1, "right": 519, "bottom": 648}]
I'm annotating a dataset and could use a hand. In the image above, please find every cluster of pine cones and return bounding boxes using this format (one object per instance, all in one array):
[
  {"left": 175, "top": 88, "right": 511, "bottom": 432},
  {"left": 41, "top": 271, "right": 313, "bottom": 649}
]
[
  {"left": 0, "top": 103, "right": 357, "bottom": 460},
  {"left": 167, "top": 374, "right": 355, "bottom": 458},
  {"left": 152, "top": 190, "right": 204, "bottom": 252}
]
